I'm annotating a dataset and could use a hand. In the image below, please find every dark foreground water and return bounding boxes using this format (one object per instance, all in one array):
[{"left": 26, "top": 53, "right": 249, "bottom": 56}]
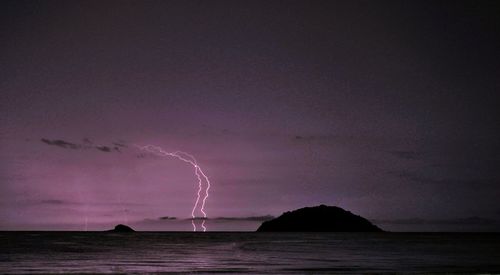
[{"left": 1, "top": 232, "right": 499, "bottom": 274}]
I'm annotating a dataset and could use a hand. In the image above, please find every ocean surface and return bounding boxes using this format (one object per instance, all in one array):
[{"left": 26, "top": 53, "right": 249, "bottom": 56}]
[{"left": 1, "top": 232, "right": 499, "bottom": 274}]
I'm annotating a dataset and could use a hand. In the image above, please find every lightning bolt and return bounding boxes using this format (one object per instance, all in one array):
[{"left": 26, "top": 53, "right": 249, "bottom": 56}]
[{"left": 136, "top": 145, "right": 210, "bottom": 232}]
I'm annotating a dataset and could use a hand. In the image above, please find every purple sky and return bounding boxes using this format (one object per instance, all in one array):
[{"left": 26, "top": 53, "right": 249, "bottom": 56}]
[{"left": 1, "top": 0, "right": 500, "bottom": 231}]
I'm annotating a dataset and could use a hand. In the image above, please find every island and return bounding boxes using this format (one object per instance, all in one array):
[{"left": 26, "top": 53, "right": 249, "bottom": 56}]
[
  {"left": 108, "top": 224, "right": 135, "bottom": 232},
  {"left": 257, "top": 205, "right": 383, "bottom": 232}
]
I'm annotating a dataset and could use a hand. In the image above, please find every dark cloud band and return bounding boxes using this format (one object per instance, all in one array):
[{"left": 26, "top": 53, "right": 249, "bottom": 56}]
[{"left": 41, "top": 138, "right": 124, "bottom": 153}]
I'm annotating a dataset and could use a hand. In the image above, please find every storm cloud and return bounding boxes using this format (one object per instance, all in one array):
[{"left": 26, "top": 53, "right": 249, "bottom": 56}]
[
  {"left": 41, "top": 138, "right": 124, "bottom": 153},
  {"left": 41, "top": 138, "right": 81, "bottom": 150}
]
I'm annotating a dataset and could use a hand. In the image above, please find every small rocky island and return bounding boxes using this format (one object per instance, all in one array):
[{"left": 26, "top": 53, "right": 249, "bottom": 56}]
[
  {"left": 108, "top": 224, "right": 135, "bottom": 232},
  {"left": 257, "top": 205, "right": 383, "bottom": 232}
]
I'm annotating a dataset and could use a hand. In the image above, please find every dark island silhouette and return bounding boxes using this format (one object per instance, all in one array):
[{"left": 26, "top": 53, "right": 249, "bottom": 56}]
[
  {"left": 108, "top": 224, "right": 135, "bottom": 232},
  {"left": 257, "top": 205, "right": 383, "bottom": 232}
]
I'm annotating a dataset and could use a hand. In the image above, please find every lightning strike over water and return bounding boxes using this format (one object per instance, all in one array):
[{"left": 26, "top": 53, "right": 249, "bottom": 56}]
[{"left": 136, "top": 145, "right": 211, "bottom": 232}]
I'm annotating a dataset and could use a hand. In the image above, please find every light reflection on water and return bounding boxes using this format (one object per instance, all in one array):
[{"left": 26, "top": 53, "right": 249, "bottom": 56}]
[{"left": 1, "top": 232, "right": 499, "bottom": 273}]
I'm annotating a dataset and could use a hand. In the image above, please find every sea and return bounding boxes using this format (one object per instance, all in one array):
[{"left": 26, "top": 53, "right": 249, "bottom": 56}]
[{"left": 1, "top": 232, "right": 499, "bottom": 274}]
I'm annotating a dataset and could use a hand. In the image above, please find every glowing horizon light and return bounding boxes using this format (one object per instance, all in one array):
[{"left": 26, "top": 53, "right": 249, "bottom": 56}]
[{"left": 136, "top": 144, "right": 211, "bottom": 232}]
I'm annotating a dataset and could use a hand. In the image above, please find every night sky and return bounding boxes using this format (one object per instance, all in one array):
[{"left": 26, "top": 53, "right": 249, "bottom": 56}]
[{"left": 1, "top": 0, "right": 499, "bottom": 231}]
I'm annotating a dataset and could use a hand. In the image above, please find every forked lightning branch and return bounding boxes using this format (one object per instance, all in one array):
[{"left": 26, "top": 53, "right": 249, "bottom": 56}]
[{"left": 137, "top": 145, "right": 211, "bottom": 232}]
